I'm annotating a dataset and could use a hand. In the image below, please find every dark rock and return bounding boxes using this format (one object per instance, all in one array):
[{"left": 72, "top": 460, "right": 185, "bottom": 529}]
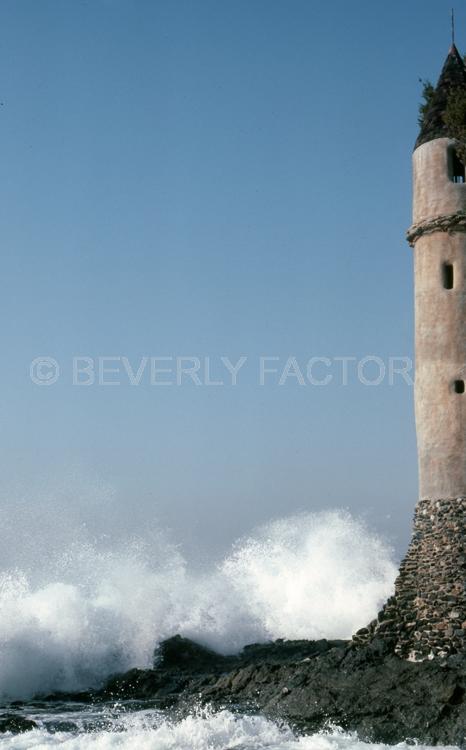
[
  {"left": 238, "top": 638, "right": 346, "bottom": 665},
  {"left": 154, "top": 635, "right": 235, "bottom": 672},
  {"left": 62, "top": 635, "right": 462, "bottom": 744},
  {"left": 0, "top": 714, "right": 37, "bottom": 734}
]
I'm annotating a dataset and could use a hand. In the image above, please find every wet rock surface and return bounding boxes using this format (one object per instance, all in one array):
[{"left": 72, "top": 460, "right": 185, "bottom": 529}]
[
  {"left": 48, "top": 634, "right": 466, "bottom": 745},
  {"left": 0, "top": 713, "right": 38, "bottom": 733}
]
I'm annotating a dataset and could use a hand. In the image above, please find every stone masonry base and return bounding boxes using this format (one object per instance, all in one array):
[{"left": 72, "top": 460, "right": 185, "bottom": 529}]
[{"left": 353, "top": 497, "right": 466, "bottom": 660}]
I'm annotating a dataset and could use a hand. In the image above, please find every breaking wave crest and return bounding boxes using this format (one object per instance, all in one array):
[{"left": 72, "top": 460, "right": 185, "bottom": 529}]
[
  {"left": 0, "top": 510, "right": 397, "bottom": 700},
  {"left": 0, "top": 708, "right": 455, "bottom": 750}
]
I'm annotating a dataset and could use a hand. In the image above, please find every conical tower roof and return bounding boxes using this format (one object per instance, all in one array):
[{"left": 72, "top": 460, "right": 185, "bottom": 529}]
[{"left": 416, "top": 44, "right": 466, "bottom": 148}]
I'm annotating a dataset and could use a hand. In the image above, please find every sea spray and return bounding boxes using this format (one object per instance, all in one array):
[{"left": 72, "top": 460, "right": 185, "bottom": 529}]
[
  {"left": 0, "top": 707, "right": 459, "bottom": 750},
  {"left": 0, "top": 510, "right": 397, "bottom": 700},
  {"left": 221, "top": 512, "right": 397, "bottom": 641}
]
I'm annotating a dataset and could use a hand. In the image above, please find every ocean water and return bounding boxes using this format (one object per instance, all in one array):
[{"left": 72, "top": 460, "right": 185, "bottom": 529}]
[
  {"left": 0, "top": 705, "right": 458, "bottom": 750},
  {"left": 0, "top": 507, "right": 422, "bottom": 748}
]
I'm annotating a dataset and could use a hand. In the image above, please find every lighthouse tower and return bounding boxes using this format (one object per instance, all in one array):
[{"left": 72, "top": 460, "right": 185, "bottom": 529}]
[
  {"left": 355, "top": 46, "right": 466, "bottom": 659},
  {"left": 411, "top": 44, "right": 466, "bottom": 502}
]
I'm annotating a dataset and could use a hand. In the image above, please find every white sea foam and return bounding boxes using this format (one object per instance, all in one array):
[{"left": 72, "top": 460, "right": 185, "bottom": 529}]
[
  {"left": 0, "top": 509, "right": 397, "bottom": 700},
  {"left": 0, "top": 709, "right": 458, "bottom": 750}
]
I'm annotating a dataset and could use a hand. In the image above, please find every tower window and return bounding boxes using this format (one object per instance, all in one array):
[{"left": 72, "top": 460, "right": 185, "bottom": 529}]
[
  {"left": 450, "top": 148, "right": 466, "bottom": 183},
  {"left": 454, "top": 380, "right": 465, "bottom": 394},
  {"left": 442, "top": 263, "right": 454, "bottom": 289}
]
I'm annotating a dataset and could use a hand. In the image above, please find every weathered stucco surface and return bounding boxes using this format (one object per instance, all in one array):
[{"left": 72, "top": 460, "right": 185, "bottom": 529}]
[
  {"left": 413, "top": 139, "right": 466, "bottom": 499},
  {"left": 413, "top": 138, "right": 466, "bottom": 223}
]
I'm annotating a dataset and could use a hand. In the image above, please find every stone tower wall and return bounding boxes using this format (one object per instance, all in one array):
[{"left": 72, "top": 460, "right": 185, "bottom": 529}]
[
  {"left": 412, "top": 138, "right": 466, "bottom": 501},
  {"left": 355, "top": 498, "right": 466, "bottom": 659},
  {"left": 413, "top": 138, "right": 466, "bottom": 222}
]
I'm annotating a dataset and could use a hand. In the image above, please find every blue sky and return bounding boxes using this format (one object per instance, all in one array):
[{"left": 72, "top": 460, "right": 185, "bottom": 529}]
[{"left": 0, "top": 0, "right": 456, "bottom": 557}]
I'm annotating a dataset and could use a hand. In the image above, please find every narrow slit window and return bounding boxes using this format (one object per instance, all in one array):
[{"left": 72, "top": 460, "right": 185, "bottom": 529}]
[
  {"left": 451, "top": 148, "right": 466, "bottom": 183},
  {"left": 443, "top": 263, "right": 454, "bottom": 289},
  {"left": 454, "top": 380, "right": 465, "bottom": 394}
]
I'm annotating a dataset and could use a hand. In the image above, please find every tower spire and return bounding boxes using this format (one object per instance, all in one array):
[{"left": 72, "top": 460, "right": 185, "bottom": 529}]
[
  {"left": 416, "top": 42, "right": 466, "bottom": 149},
  {"left": 452, "top": 7, "right": 456, "bottom": 46}
]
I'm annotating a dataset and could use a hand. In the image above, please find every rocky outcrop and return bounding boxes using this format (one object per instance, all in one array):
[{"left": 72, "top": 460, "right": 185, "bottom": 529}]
[{"left": 50, "top": 634, "right": 466, "bottom": 745}]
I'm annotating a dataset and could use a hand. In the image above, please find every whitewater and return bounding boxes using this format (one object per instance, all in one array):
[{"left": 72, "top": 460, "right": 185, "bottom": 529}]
[
  {"left": 0, "top": 503, "right": 445, "bottom": 749},
  {"left": 0, "top": 706, "right": 459, "bottom": 750}
]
